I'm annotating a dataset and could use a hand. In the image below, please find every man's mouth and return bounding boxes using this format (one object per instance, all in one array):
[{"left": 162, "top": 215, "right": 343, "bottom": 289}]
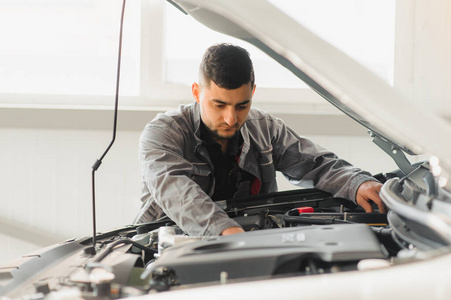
[{"left": 219, "top": 124, "right": 239, "bottom": 130}]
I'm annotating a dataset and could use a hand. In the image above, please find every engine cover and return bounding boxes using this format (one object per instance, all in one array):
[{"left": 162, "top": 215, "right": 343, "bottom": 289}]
[{"left": 149, "top": 224, "right": 386, "bottom": 284}]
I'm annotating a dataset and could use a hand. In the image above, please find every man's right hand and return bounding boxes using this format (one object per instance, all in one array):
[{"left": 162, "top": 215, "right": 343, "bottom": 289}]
[
  {"left": 356, "top": 181, "right": 387, "bottom": 213},
  {"left": 221, "top": 226, "right": 245, "bottom": 235}
]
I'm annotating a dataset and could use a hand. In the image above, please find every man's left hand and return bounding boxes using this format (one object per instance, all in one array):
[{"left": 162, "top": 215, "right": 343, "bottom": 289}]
[
  {"left": 356, "top": 181, "right": 387, "bottom": 213},
  {"left": 221, "top": 226, "right": 245, "bottom": 235}
]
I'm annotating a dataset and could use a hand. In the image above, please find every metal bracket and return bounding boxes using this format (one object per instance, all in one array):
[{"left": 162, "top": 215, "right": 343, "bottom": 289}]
[{"left": 369, "top": 131, "right": 417, "bottom": 176}]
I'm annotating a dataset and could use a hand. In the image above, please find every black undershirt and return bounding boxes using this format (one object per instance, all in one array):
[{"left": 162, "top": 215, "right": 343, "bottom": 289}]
[{"left": 200, "top": 122, "right": 253, "bottom": 200}]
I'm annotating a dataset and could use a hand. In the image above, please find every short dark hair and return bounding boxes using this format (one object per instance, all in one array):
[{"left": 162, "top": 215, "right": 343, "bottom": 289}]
[{"left": 199, "top": 43, "right": 255, "bottom": 89}]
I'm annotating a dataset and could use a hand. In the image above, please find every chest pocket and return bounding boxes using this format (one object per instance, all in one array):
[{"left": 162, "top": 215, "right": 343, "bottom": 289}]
[
  {"left": 191, "top": 163, "right": 213, "bottom": 194},
  {"left": 259, "top": 146, "right": 276, "bottom": 182}
]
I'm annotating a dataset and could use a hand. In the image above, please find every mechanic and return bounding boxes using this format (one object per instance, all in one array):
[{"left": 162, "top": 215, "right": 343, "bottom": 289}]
[{"left": 134, "top": 43, "right": 386, "bottom": 236}]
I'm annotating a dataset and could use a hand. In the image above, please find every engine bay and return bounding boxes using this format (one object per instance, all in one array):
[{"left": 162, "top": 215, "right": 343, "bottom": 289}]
[
  {"left": 4, "top": 155, "right": 450, "bottom": 300},
  {"left": 3, "top": 165, "right": 451, "bottom": 299},
  {"left": 1, "top": 188, "right": 410, "bottom": 299}
]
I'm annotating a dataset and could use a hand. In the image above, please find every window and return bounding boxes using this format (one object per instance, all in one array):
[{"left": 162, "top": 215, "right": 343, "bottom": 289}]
[
  {"left": 0, "top": 0, "right": 140, "bottom": 101},
  {"left": 164, "top": 4, "right": 305, "bottom": 89},
  {"left": 268, "top": 0, "right": 395, "bottom": 85},
  {"left": 164, "top": 0, "right": 395, "bottom": 88},
  {"left": 0, "top": 0, "right": 395, "bottom": 111}
]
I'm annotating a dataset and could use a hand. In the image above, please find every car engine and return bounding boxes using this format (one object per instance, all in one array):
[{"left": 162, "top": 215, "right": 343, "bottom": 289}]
[{"left": 1, "top": 187, "right": 409, "bottom": 299}]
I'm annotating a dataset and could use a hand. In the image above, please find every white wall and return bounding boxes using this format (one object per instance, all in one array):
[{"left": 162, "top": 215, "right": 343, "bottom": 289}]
[
  {"left": 0, "top": 128, "right": 142, "bottom": 235},
  {"left": 395, "top": 0, "right": 451, "bottom": 117}
]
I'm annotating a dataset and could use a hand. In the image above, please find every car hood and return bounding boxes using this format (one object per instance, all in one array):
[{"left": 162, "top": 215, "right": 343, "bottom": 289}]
[{"left": 169, "top": 0, "right": 451, "bottom": 189}]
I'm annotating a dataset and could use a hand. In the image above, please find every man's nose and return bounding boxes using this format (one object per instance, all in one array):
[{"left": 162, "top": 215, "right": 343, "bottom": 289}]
[{"left": 224, "top": 108, "right": 237, "bottom": 126}]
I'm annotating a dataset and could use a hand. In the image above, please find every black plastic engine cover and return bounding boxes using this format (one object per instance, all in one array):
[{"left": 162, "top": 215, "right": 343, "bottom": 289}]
[{"left": 149, "top": 224, "right": 385, "bottom": 284}]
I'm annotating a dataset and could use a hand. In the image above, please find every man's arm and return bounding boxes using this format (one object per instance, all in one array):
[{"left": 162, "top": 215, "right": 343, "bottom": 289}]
[
  {"left": 139, "top": 122, "right": 241, "bottom": 236},
  {"left": 268, "top": 117, "right": 383, "bottom": 209}
]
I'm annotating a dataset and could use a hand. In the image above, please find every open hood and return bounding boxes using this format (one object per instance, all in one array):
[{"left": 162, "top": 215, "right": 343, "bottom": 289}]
[
  {"left": 3, "top": 2, "right": 451, "bottom": 299},
  {"left": 169, "top": 0, "right": 451, "bottom": 189}
]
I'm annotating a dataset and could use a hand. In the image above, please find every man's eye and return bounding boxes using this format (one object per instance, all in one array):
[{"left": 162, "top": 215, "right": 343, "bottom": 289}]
[
  {"left": 238, "top": 105, "right": 248, "bottom": 110},
  {"left": 215, "top": 104, "right": 225, "bottom": 108}
]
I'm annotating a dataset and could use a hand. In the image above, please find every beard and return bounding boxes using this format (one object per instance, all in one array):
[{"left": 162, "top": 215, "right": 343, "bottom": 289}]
[{"left": 207, "top": 124, "right": 240, "bottom": 141}]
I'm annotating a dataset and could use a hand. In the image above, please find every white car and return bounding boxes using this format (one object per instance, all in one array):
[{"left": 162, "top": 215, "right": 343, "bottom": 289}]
[{"left": 1, "top": 0, "right": 451, "bottom": 299}]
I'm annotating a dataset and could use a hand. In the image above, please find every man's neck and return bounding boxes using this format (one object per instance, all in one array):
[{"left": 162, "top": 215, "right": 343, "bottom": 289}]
[{"left": 215, "top": 138, "right": 229, "bottom": 154}]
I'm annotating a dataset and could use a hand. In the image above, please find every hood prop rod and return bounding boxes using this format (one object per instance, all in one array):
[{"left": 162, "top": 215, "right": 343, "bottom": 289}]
[{"left": 85, "top": 0, "right": 127, "bottom": 255}]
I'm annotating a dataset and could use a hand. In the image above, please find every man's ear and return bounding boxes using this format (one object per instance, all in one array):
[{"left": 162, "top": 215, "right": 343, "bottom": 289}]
[
  {"left": 192, "top": 82, "right": 200, "bottom": 103},
  {"left": 252, "top": 84, "right": 256, "bottom": 96}
]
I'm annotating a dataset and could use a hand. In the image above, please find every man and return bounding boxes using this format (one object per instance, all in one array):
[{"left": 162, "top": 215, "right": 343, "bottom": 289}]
[{"left": 135, "top": 43, "right": 386, "bottom": 236}]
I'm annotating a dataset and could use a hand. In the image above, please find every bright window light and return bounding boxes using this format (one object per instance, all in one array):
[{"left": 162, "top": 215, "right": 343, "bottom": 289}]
[
  {"left": 164, "top": 0, "right": 395, "bottom": 87},
  {"left": 163, "top": 3, "right": 306, "bottom": 89},
  {"left": 268, "top": 0, "right": 395, "bottom": 85},
  {"left": 0, "top": 0, "right": 141, "bottom": 96}
]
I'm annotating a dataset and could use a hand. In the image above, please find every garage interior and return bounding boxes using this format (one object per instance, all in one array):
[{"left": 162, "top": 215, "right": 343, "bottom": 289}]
[{"left": 1, "top": 0, "right": 450, "bottom": 265}]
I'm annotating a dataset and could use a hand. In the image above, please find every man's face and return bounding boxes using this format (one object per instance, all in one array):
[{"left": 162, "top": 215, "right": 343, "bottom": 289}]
[{"left": 192, "top": 81, "right": 255, "bottom": 141}]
